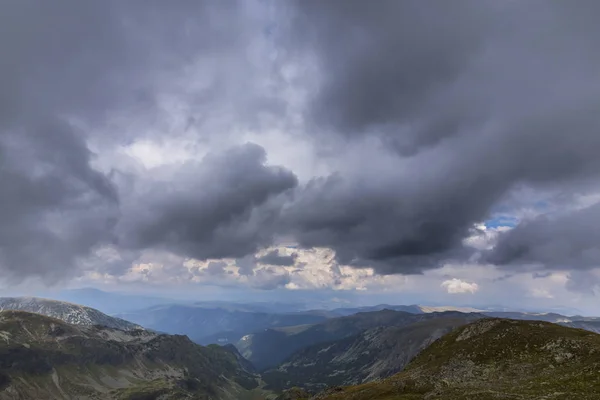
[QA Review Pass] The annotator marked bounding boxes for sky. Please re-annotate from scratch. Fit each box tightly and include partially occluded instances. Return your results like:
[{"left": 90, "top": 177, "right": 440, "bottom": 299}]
[{"left": 2, "top": 0, "right": 600, "bottom": 314}]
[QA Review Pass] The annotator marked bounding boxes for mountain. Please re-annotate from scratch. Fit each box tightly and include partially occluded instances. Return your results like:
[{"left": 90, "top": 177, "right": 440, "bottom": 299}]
[
  {"left": 0, "top": 297, "right": 140, "bottom": 330},
  {"left": 562, "top": 320, "right": 600, "bottom": 334},
  {"left": 481, "top": 311, "right": 600, "bottom": 333},
  {"left": 237, "top": 310, "right": 485, "bottom": 371},
  {"left": 0, "top": 310, "right": 267, "bottom": 400},
  {"left": 56, "top": 288, "right": 313, "bottom": 315},
  {"left": 263, "top": 314, "right": 482, "bottom": 392},
  {"left": 315, "top": 318, "right": 600, "bottom": 399},
  {"left": 483, "top": 311, "right": 578, "bottom": 322},
  {"left": 329, "top": 304, "right": 482, "bottom": 317},
  {"left": 117, "top": 304, "right": 329, "bottom": 345},
  {"left": 53, "top": 288, "right": 179, "bottom": 315}
]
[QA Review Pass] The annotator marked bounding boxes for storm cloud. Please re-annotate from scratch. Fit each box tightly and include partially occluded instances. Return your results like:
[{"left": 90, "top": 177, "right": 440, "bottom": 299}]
[
  {"left": 487, "top": 203, "right": 600, "bottom": 269},
  {"left": 3, "top": 0, "right": 600, "bottom": 285},
  {"left": 0, "top": 0, "right": 281, "bottom": 280},
  {"left": 279, "top": 0, "right": 600, "bottom": 272},
  {"left": 119, "top": 143, "right": 297, "bottom": 260}
]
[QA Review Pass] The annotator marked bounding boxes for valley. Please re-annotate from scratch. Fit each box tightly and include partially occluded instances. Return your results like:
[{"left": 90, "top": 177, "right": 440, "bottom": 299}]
[{"left": 1, "top": 295, "right": 600, "bottom": 399}]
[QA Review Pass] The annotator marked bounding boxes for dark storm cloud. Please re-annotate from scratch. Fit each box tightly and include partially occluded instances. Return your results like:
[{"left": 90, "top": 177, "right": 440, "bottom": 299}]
[
  {"left": 5, "top": 0, "right": 600, "bottom": 285},
  {"left": 486, "top": 204, "right": 600, "bottom": 269},
  {"left": 257, "top": 249, "right": 298, "bottom": 266},
  {"left": 0, "top": 119, "right": 118, "bottom": 283},
  {"left": 280, "top": 0, "right": 600, "bottom": 273},
  {"left": 286, "top": 0, "right": 490, "bottom": 153},
  {"left": 119, "top": 143, "right": 298, "bottom": 260},
  {"left": 0, "top": 0, "right": 275, "bottom": 281}
]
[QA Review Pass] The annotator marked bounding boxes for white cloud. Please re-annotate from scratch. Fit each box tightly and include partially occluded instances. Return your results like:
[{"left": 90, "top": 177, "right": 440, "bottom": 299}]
[{"left": 441, "top": 278, "right": 480, "bottom": 294}]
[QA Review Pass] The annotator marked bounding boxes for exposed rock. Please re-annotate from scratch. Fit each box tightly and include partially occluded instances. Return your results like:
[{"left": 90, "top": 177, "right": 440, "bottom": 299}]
[
  {"left": 0, "top": 297, "right": 140, "bottom": 330},
  {"left": 0, "top": 310, "right": 263, "bottom": 400}
]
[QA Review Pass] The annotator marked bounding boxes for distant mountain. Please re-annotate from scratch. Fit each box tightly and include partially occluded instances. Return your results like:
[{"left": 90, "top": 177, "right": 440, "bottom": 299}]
[
  {"left": 117, "top": 304, "right": 329, "bottom": 345},
  {"left": 54, "top": 288, "right": 181, "bottom": 315},
  {"left": 56, "top": 288, "right": 313, "bottom": 315},
  {"left": 263, "top": 314, "right": 482, "bottom": 392},
  {"left": 315, "top": 318, "right": 600, "bottom": 399},
  {"left": 561, "top": 320, "right": 600, "bottom": 334},
  {"left": 0, "top": 310, "right": 266, "bottom": 400},
  {"left": 482, "top": 311, "right": 600, "bottom": 333},
  {"left": 237, "top": 309, "right": 484, "bottom": 370},
  {"left": 329, "top": 304, "right": 482, "bottom": 317},
  {"left": 483, "top": 311, "right": 578, "bottom": 322},
  {"left": 0, "top": 297, "right": 140, "bottom": 330}
]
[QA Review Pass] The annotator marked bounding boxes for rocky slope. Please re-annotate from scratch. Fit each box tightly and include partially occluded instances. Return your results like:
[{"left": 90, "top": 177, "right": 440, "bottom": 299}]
[
  {"left": 0, "top": 297, "right": 140, "bottom": 330},
  {"left": 0, "top": 310, "right": 267, "bottom": 400},
  {"left": 263, "top": 315, "right": 482, "bottom": 392},
  {"left": 315, "top": 318, "right": 600, "bottom": 399},
  {"left": 238, "top": 310, "right": 485, "bottom": 370}
]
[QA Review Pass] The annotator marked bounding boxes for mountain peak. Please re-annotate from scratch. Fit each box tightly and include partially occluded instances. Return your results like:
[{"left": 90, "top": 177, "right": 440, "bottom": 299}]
[{"left": 0, "top": 296, "right": 141, "bottom": 330}]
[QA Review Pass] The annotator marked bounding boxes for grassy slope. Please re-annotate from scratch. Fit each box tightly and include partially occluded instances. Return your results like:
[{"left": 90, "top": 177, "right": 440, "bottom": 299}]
[
  {"left": 316, "top": 318, "right": 600, "bottom": 400},
  {"left": 0, "top": 310, "right": 267, "bottom": 400},
  {"left": 263, "top": 316, "right": 481, "bottom": 391},
  {"left": 241, "top": 310, "right": 482, "bottom": 371}
]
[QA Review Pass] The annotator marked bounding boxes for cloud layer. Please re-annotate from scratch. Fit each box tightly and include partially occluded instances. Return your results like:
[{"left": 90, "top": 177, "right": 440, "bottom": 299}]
[{"left": 2, "top": 0, "right": 600, "bottom": 299}]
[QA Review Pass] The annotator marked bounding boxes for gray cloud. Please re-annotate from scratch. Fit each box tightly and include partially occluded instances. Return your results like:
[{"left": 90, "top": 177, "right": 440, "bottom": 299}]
[
  {"left": 279, "top": 0, "right": 600, "bottom": 273},
  {"left": 250, "top": 268, "right": 291, "bottom": 290},
  {"left": 119, "top": 143, "right": 298, "bottom": 260},
  {"left": 4, "top": 0, "right": 600, "bottom": 285},
  {"left": 486, "top": 204, "right": 600, "bottom": 269},
  {"left": 257, "top": 250, "right": 298, "bottom": 266},
  {"left": 0, "top": 0, "right": 280, "bottom": 281}
]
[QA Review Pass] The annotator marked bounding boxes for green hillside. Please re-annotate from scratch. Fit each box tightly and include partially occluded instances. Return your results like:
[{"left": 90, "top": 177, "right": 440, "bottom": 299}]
[
  {"left": 0, "top": 310, "right": 269, "bottom": 400},
  {"left": 315, "top": 318, "right": 600, "bottom": 400}
]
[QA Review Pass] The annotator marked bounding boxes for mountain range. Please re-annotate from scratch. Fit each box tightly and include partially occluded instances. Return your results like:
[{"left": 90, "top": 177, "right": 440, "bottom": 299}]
[
  {"left": 0, "top": 310, "right": 267, "bottom": 400},
  {"left": 0, "top": 297, "right": 141, "bottom": 331},
  {"left": 237, "top": 310, "right": 485, "bottom": 371},
  {"left": 3, "top": 294, "right": 600, "bottom": 399},
  {"left": 117, "top": 304, "right": 328, "bottom": 345},
  {"left": 314, "top": 318, "right": 600, "bottom": 399},
  {"left": 262, "top": 314, "right": 482, "bottom": 392}
]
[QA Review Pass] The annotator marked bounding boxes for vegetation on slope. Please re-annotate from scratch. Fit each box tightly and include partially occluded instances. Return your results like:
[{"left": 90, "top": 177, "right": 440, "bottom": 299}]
[
  {"left": 263, "top": 315, "right": 481, "bottom": 391},
  {"left": 239, "top": 310, "right": 484, "bottom": 370},
  {"left": 0, "top": 310, "right": 264, "bottom": 400},
  {"left": 315, "top": 318, "right": 600, "bottom": 400}
]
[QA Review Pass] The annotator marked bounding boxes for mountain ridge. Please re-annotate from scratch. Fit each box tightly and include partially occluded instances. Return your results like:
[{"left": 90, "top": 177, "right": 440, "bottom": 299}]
[
  {"left": 0, "top": 297, "right": 141, "bottom": 331},
  {"left": 237, "top": 310, "right": 487, "bottom": 371},
  {"left": 0, "top": 310, "right": 267, "bottom": 399},
  {"left": 313, "top": 318, "right": 600, "bottom": 399},
  {"left": 263, "top": 314, "right": 483, "bottom": 392}
]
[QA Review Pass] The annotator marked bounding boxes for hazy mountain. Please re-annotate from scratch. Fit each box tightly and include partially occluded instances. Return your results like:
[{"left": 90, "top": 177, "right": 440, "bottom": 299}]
[
  {"left": 481, "top": 311, "right": 600, "bottom": 333},
  {"left": 562, "top": 320, "right": 600, "bottom": 334},
  {"left": 329, "top": 304, "right": 482, "bottom": 317},
  {"left": 53, "top": 288, "right": 182, "bottom": 315},
  {"left": 237, "top": 310, "right": 483, "bottom": 371},
  {"left": 0, "top": 310, "right": 266, "bottom": 400},
  {"left": 0, "top": 297, "right": 141, "bottom": 330},
  {"left": 482, "top": 311, "right": 579, "bottom": 322},
  {"left": 56, "top": 288, "right": 314, "bottom": 315},
  {"left": 117, "top": 304, "right": 329, "bottom": 345},
  {"left": 315, "top": 318, "right": 600, "bottom": 399},
  {"left": 263, "top": 314, "right": 483, "bottom": 392}
]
